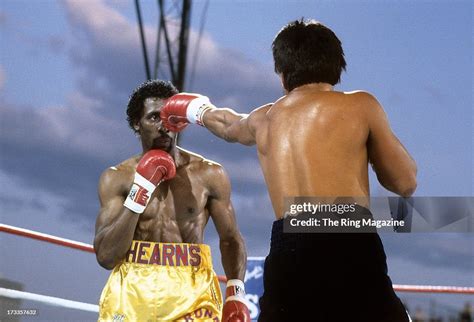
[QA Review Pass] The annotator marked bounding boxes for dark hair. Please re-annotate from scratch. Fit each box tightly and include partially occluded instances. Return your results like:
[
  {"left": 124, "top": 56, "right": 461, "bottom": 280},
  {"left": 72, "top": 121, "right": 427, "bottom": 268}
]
[
  {"left": 272, "top": 19, "right": 346, "bottom": 91},
  {"left": 126, "top": 79, "right": 178, "bottom": 132}
]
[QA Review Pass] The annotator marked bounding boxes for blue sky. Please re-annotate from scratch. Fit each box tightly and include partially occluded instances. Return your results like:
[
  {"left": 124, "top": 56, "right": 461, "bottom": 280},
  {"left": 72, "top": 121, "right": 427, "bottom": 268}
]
[{"left": 0, "top": 0, "right": 472, "bottom": 320}]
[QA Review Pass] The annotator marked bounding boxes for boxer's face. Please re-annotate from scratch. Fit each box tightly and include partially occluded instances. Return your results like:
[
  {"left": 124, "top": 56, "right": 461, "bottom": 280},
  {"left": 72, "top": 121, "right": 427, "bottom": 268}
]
[{"left": 135, "top": 97, "right": 176, "bottom": 152}]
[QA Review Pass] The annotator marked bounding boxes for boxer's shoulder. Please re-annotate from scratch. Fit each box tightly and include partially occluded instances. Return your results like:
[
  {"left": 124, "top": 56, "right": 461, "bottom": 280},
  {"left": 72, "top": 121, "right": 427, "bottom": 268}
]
[
  {"left": 113, "top": 156, "right": 139, "bottom": 175},
  {"left": 177, "top": 147, "right": 228, "bottom": 186},
  {"left": 342, "top": 90, "right": 385, "bottom": 119},
  {"left": 343, "top": 89, "right": 373, "bottom": 96},
  {"left": 343, "top": 90, "right": 379, "bottom": 105},
  {"left": 247, "top": 102, "right": 273, "bottom": 132},
  {"left": 250, "top": 102, "right": 273, "bottom": 117},
  {"left": 99, "top": 156, "right": 138, "bottom": 190},
  {"left": 177, "top": 147, "right": 222, "bottom": 170}
]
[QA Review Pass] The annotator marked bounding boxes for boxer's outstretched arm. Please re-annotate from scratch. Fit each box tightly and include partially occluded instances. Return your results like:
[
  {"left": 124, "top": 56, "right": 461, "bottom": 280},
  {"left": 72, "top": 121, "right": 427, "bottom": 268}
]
[
  {"left": 203, "top": 108, "right": 254, "bottom": 145},
  {"left": 205, "top": 164, "right": 247, "bottom": 280},
  {"left": 94, "top": 169, "right": 139, "bottom": 270},
  {"left": 366, "top": 93, "right": 417, "bottom": 197},
  {"left": 161, "top": 93, "right": 270, "bottom": 145},
  {"left": 203, "top": 104, "right": 270, "bottom": 146}
]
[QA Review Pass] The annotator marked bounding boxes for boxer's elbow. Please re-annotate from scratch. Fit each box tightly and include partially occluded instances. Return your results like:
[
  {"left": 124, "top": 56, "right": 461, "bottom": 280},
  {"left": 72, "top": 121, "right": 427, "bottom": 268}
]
[
  {"left": 384, "top": 173, "right": 417, "bottom": 197},
  {"left": 396, "top": 164, "right": 417, "bottom": 197},
  {"left": 376, "top": 161, "right": 417, "bottom": 197},
  {"left": 397, "top": 175, "right": 417, "bottom": 197},
  {"left": 95, "top": 247, "right": 119, "bottom": 270}
]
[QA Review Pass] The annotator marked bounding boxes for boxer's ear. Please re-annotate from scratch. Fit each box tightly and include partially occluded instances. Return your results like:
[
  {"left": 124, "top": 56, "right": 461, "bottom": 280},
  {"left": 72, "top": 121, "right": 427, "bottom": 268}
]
[{"left": 133, "top": 122, "right": 140, "bottom": 134}]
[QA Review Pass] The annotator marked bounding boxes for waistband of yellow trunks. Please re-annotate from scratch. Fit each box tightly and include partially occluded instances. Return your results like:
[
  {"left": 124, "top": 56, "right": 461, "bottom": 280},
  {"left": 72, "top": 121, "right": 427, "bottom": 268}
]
[{"left": 125, "top": 240, "right": 212, "bottom": 268}]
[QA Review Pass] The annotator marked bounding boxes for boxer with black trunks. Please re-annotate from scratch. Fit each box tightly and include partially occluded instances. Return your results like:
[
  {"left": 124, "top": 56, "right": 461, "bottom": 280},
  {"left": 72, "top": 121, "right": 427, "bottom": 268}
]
[
  {"left": 159, "top": 19, "right": 417, "bottom": 321},
  {"left": 94, "top": 80, "right": 251, "bottom": 321}
]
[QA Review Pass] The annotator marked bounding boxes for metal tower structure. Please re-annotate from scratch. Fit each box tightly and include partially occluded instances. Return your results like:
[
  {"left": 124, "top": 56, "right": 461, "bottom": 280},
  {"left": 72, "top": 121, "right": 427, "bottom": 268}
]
[{"left": 135, "top": 0, "right": 192, "bottom": 92}]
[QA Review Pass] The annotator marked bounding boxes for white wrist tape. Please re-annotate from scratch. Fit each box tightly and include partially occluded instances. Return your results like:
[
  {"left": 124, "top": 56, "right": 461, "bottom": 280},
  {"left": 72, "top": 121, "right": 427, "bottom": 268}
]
[
  {"left": 133, "top": 172, "right": 157, "bottom": 192},
  {"left": 123, "top": 173, "right": 157, "bottom": 214},
  {"left": 225, "top": 279, "right": 245, "bottom": 298},
  {"left": 186, "top": 96, "right": 215, "bottom": 126},
  {"left": 225, "top": 279, "right": 246, "bottom": 303},
  {"left": 227, "top": 279, "right": 245, "bottom": 291}
]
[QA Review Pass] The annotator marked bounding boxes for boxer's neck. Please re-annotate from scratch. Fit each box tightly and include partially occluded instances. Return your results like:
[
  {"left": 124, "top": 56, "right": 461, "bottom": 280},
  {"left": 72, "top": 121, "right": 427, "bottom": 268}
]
[
  {"left": 292, "top": 82, "right": 333, "bottom": 93},
  {"left": 169, "top": 145, "right": 186, "bottom": 168}
]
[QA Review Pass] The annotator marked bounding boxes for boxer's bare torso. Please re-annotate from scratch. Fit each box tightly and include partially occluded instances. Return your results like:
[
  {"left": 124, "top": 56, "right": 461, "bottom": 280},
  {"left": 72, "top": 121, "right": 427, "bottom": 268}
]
[
  {"left": 204, "top": 82, "right": 416, "bottom": 219},
  {"left": 94, "top": 147, "right": 243, "bottom": 270},
  {"left": 98, "top": 149, "right": 220, "bottom": 243}
]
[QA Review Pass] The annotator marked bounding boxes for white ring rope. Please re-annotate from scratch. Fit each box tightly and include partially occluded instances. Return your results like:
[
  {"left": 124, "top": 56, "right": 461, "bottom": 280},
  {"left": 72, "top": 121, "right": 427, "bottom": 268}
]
[{"left": 0, "top": 287, "right": 99, "bottom": 313}]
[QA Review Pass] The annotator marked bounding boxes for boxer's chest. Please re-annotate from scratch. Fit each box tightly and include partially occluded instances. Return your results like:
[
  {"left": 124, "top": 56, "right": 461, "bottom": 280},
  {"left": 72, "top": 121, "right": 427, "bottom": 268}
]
[{"left": 138, "top": 166, "right": 209, "bottom": 222}]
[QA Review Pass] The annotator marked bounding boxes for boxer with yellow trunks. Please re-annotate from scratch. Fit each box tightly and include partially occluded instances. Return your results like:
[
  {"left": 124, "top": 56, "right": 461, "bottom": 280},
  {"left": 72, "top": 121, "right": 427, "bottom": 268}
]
[
  {"left": 94, "top": 80, "right": 251, "bottom": 322},
  {"left": 99, "top": 241, "right": 221, "bottom": 321}
]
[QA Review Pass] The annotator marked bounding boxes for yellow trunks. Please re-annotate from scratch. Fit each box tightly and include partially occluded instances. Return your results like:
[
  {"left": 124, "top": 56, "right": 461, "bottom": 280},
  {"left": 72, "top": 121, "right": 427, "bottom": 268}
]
[{"left": 98, "top": 241, "right": 222, "bottom": 321}]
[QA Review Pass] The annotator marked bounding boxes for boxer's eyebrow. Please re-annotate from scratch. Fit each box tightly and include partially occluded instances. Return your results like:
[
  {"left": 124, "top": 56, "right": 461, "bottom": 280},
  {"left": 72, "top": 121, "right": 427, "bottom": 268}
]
[{"left": 145, "top": 111, "right": 160, "bottom": 118}]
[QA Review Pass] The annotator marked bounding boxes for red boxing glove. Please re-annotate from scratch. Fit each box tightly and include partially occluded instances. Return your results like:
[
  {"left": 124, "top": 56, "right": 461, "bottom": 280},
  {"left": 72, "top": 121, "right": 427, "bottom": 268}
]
[
  {"left": 161, "top": 93, "right": 215, "bottom": 132},
  {"left": 124, "top": 150, "right": 176, "bottom": 214},
  {"left": 222, "top": 279, "right": 251, "bottom": 322}
]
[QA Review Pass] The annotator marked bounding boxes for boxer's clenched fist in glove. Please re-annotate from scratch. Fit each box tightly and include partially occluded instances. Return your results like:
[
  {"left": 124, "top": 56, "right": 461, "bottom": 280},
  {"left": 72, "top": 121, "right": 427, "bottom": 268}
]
[
  {"left": 222, "top": 279, "right": 251, "bottom": 322},
  {"left": 160, "top": 93, "right": 215, "bottom": 132},
  {"left": 124, "top": 149, "right": 176, "bottom": 214}
]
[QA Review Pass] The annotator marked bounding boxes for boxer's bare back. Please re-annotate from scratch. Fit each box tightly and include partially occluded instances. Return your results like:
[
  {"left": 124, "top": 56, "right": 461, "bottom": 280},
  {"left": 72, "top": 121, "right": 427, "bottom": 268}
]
[{"left": 204, "top": 83, "right": 417, "bottom": 218}]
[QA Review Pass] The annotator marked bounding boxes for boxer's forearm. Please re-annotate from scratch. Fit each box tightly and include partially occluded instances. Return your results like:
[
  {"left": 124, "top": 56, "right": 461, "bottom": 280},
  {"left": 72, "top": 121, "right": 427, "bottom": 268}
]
[
  {"left": 378, "top": 168, "right": 417, "bottom": 197},
  {"left": 94, "top": 210, "right": 139, "bottom": 269},
  {"left": 220, "top": 236, "right": 247, "bottom": 280},
  {"left": 203, "top": 108, "right": 249, "bottom": 144},
  {"left": 370, "top": 138, "right": 418, "bottom": 197}
]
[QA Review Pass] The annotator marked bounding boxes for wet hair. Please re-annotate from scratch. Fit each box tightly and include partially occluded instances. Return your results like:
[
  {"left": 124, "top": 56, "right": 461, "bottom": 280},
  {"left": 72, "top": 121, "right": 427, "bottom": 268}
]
[
  {"left": 126, "top": 79, "right": 178, "bottom": 132},
  {"left": 272, "top": 19, "right": 346, "bottom": 91}
]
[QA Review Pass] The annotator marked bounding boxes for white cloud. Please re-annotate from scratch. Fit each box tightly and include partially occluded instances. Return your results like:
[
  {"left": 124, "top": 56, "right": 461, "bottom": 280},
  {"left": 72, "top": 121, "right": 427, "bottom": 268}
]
[
  {"left": 1, "top": 100, "right": 134, "bottom": 162},
  {"left": 61, "top": 0, "right": 279, "bottom": 108},
  {"left": 63, "top": 0, "right": 138, "bottom": 46},
  {"left": 67, "top": 91, "right": 104, "bottom": 110}
]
